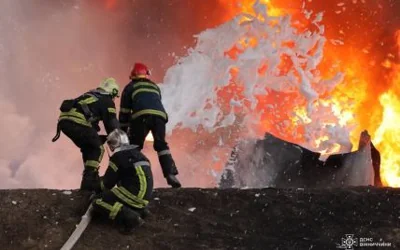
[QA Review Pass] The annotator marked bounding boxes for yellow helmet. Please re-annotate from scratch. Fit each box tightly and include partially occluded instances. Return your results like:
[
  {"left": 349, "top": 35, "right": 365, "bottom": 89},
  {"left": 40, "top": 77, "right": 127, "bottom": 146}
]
[{"left": 99, "top": 77, "right": 120, "bottom": 98}]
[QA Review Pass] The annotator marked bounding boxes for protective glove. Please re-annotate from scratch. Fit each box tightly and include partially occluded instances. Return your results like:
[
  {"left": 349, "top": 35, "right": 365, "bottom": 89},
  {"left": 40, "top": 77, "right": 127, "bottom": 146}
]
[
  {"left": 121, "top": 125, "right": 128, "bottom": 133},
  {"left": 99, "top": 135, "right": 108, "bottom": 144},
  {"left": 92, "top": 176, "right": 104, "bottom": 195}
]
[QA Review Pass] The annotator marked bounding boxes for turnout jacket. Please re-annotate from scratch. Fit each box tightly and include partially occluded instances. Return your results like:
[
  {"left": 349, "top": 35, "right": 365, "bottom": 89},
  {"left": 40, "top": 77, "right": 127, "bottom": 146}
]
[
  {"left": 119, "top": 78, "right": 168, "bottom": 130},
  {"left": 100, "top": 145, "right": 153, "bottom": 209},
  {"left": 58, "top": 88, "right": 119, "bottom": 134}
]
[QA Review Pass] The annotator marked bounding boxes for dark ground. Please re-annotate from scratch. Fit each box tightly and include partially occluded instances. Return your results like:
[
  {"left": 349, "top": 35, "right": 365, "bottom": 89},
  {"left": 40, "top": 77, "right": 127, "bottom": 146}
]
[{"left": 0, "top": 187, "right": 399, "bottom": 250}]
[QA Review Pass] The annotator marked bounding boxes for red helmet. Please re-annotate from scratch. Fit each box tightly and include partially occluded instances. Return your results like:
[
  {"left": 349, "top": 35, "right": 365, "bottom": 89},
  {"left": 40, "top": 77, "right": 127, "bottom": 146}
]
[{"left": 130, "top": 62, "right": 150, "bottom": 79}]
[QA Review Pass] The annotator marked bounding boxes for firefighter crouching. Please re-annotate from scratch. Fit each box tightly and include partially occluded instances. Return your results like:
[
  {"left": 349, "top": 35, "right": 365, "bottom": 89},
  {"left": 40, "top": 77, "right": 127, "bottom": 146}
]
[
  {"left": 92, "top": 129, "right": 153, "bottom": 234},
  {"left": 52, "top": 78, "right": 120, "bottom": 192},
  {"left": 119, "top": 62, "right": 181, "bottom": 188}
]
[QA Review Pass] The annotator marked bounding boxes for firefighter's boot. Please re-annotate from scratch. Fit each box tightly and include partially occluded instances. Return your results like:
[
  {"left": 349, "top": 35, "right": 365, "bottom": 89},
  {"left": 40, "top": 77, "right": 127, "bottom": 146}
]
[
  {"left": 158, "top": 153, "right": 181, "bottom": 188},
  {"left": 140, "top": 208, "right": 152, "bottom": 219},
  {"left": 116, "top": 206, "right": 144, "bottom": 234},
  {"left": 80, "top": 168, "right": 100, "bottom": 192},
  {"left": 166, "top": 174, "right": 181, "bottom": 188}
]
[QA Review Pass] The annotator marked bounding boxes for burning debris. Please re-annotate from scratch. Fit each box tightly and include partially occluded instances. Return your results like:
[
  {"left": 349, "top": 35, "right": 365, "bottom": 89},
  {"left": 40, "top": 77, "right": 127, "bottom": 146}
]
[{"left": 219, "top": 130, "right": 381, "bottom": 189}]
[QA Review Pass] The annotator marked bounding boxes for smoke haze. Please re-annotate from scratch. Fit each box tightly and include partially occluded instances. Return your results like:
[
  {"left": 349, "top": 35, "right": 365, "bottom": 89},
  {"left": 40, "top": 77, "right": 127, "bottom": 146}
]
[{"left": 0, "top": 0, "right": 228, "bottom": 189}]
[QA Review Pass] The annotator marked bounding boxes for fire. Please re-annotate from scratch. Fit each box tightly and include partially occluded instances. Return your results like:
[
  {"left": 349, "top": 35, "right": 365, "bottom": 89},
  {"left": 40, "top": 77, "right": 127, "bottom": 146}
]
[
  {"left": 216, "top": 0, "right": 400, "bottom": 187},
  {"left": 373, "top": 84, "right": 400, "bottom": 186},
  {"left": 219, "top": 0, "right": 282, "bottom": 19},
  {"left": 373, "top": 31, "right": 400, "bottom": 186}
]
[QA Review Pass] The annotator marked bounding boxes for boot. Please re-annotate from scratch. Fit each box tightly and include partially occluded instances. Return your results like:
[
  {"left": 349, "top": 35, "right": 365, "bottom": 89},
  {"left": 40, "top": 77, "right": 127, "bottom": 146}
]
[
  {"left": 80, "top": 168, "right": 100, "bottom": 192},
  {"left": 115, "top": 207, "right": 144, "bottom": 235},
  {"left": 166, "top": 174, "right": 181, "bottom": 188},
  {"left": 159, "top": 154, "right": 181, "bottom": 188},
  {"left": 140, "top": 208, "right": 152, "bottom": 219}
]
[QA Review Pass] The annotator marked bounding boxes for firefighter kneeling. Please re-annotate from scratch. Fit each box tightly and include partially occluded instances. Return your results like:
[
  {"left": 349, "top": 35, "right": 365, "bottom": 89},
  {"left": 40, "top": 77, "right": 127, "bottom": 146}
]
[{"left": 92, "top": 129, "right": 153, "bottom": 234}]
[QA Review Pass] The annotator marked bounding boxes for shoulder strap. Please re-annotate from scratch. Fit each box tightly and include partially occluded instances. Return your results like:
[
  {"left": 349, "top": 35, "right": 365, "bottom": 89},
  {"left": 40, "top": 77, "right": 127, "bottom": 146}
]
[{"left": 77, "top": 92, "right": 100, "bottom": 122}]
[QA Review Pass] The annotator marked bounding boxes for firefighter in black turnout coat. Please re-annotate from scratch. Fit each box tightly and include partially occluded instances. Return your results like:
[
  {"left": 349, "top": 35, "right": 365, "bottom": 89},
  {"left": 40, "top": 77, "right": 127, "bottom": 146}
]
[
  {"left": 52, "top": 78, "right": 120, "bottom": 191},
  {"left": 119, "top": 62, "right": 181, "bottom": 188},
  {"left": 92, "top": 129, "right": 153, "bottom": 234}
]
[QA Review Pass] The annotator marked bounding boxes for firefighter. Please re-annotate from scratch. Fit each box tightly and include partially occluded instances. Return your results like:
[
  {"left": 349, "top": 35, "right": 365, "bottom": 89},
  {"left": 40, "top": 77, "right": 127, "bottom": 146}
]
[
  {"left": 52, "top": 77, "right": 120, "bottom": 192},
  {"left": 119, "top": 62, "right": 181, "bottom": 188},
  {"left": 92, "top": 128, "right": 153, "bottom": 234}
]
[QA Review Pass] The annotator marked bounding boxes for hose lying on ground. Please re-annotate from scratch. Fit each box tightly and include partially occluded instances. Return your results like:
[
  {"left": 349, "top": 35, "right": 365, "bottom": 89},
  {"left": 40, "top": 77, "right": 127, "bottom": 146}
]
[{"left": 60, "top": 203, "right": 93, "bottom": 250}]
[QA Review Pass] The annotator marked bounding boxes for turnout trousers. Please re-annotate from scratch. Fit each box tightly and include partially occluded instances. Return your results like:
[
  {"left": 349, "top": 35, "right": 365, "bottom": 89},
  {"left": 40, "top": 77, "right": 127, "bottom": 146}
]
[
  {"left": 129, "top": 115, "right": 179, "bottom": 177},
  {"left": 92, "top": 166, "right": 153, "bottom": 232},
  {"left": 58, "top": 120, "right": 104, "bottom": 190}
]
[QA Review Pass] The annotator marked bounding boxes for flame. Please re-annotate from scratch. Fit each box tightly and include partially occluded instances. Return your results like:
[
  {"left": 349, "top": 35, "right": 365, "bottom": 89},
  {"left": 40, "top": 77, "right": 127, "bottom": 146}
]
[
  {"left": 220, "top": 0, "right": 282, "bottom": 19},
  {"left": 215, "top": 0, "right": 400, "bottom": 187},
  {"left": 365, "top": 31, "right": 400, "bottom": 187},
  {"left": 373, "top": 72, "right": 400, "bottom": 186}
]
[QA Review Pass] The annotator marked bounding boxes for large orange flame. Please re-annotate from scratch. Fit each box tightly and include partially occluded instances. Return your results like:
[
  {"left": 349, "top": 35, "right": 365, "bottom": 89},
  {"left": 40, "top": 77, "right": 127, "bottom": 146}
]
[
  {"left": 216, "top": 0, "right": 400, "bottom": 187},
  {"left": 221, "top": 0, "right": 282, "bottom": 18},
  {"left": 372, "top": 31, "right": 400, "bottom": 186}
]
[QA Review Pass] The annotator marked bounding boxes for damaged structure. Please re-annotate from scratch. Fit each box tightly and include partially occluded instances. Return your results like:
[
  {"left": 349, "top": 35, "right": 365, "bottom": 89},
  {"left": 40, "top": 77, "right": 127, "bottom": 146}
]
[{"left": 219, "top": 130, "right": 382, "bottom": 189}]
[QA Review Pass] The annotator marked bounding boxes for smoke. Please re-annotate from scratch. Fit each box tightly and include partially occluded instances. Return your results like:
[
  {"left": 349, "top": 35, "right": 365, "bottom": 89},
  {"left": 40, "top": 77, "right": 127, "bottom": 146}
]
[
  {"left": 0, "top": 0, "right": 111, "bottom": 188},
  {"left": 0, "top": 0, "right": 199, "bottom": 189},
  {"left": 0, "top": 0, "right": 239, "bottom": 189}
]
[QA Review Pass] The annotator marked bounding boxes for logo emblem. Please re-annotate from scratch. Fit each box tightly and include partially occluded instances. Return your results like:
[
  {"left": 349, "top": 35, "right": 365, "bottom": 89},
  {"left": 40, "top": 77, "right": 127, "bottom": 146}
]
[{"left": 337, "top": 234, "right": 358, "bottom": 249}]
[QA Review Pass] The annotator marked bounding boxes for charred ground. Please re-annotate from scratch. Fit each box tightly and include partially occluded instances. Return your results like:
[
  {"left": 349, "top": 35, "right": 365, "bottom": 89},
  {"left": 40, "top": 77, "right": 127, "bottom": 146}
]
[{"left": 1, "top": 187, "right": 399, "bottom": 250}]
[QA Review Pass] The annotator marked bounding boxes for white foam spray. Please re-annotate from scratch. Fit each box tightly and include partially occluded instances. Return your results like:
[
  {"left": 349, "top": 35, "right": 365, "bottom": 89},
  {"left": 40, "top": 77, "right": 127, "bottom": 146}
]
[{"left": 161, "top": 1, "right": 353, "bottom": 182}]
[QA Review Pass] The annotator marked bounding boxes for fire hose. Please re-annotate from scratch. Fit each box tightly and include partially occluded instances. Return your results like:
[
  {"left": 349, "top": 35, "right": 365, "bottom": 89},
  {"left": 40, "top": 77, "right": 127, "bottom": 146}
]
[
  {"left": 60, "top": 143, "right": 111, "bottom": 250},
  {"left": 60, "top": 203, "right": 94, "bottom": 250}
]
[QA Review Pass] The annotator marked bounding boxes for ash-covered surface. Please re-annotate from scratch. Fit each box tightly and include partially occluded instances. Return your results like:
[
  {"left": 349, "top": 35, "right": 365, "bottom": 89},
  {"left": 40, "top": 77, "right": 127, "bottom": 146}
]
[{"left": 0, "top": 187, "right": 399, "bottom": 250}]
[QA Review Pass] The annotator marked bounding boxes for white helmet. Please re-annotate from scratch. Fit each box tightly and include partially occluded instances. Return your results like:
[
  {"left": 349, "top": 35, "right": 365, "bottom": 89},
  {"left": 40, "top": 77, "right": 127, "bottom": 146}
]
[
  {"left": 99, "top": 77, "right": 120, "bottom": 98},
  {"left": 107, "top": 129, "right": 130, "bottom": 151}
]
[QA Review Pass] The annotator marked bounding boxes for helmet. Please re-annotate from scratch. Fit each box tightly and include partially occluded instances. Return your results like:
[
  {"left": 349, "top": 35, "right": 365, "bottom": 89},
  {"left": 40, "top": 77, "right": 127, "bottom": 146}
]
[
  {"left": 99, "top": 77, "right": 120, "bottom": 98},
  {"left": 130, "top": 62, "right": 150, "bottom": 79},
  {"left": 107, "top": 129, "right": 130, "bottom": 151}
]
